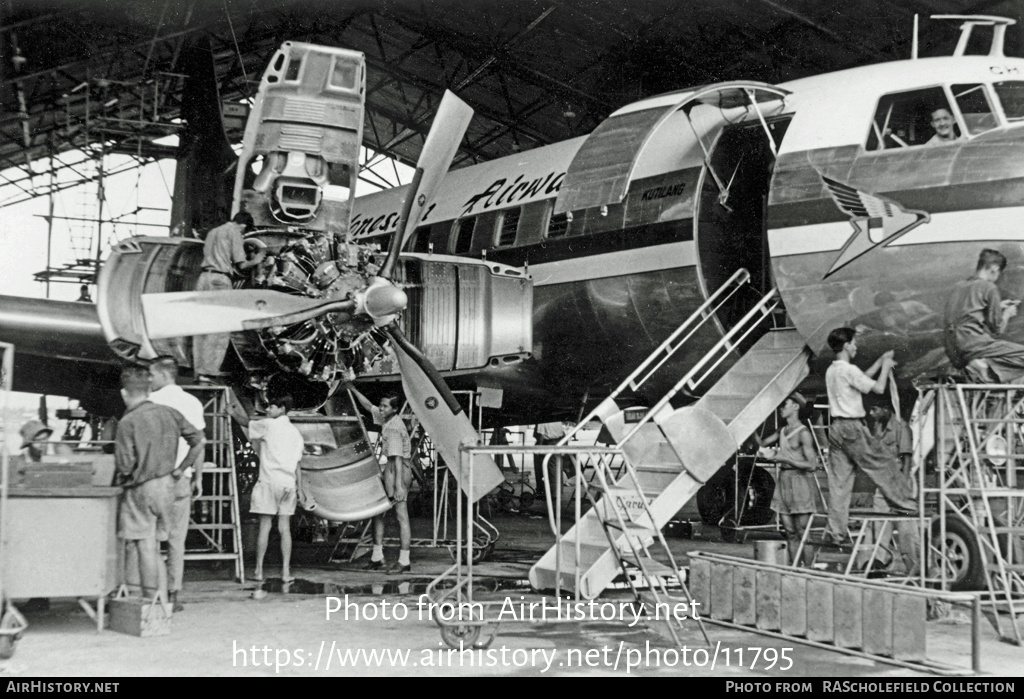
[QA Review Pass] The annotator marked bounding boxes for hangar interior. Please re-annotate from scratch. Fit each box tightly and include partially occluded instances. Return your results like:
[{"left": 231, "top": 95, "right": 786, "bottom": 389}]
[
  {"left": 0, "top": 0, "right": 1023, "bottom": 678},
  {"left": 0, "top": 0, "right": 1016, "bottom": 281}
]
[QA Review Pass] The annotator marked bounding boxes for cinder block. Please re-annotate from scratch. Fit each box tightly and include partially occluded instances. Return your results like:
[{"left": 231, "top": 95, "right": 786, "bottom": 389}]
[
  {"left": 893, "top": 594, "right": 927, "bottom": 662},
  {"left": 690, "top": 557, "right": 711, "bottom": 614},
  {"left": 806, "top": 579, "right": 834, "bottom": 642},
  {"left": 834, "top": 586, "right": 863, "bottom": 649},
  {"left": 733, "top": 566, "right": 756, "bottom": 626},
  {"left": 780, "top": 574, "right": 807, "bottom": 637},
  {"left": 862, "top": 589, "right": 894, "bottom": 656},
  {"left": 711, "top": 562, "right": 733, "bottom": 620},
  {"left": 755, "top": 569, "right": 781, "bottom": 630}
]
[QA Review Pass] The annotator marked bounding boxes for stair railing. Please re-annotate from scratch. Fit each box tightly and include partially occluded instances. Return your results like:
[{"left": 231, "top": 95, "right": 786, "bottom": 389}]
[
  {"left": 556, "top": 267, "right": 754, "bottom": 449},
  {"left": 617, "top": 287, "right": 780, "bottom": 447},
  {"left": 539, "top": 268, "right": 756, "bottom": 532}
]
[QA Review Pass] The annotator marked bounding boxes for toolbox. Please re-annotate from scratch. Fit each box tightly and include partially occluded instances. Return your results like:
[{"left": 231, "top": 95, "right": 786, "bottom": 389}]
[{"left": 107, "top": 592, "right": 173, "bottom": 637}]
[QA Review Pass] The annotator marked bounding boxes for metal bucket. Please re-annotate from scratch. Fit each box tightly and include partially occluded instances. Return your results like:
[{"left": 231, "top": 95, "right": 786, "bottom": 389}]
[{"left": 753, "top": 539, "right": 788, "bottom": 565}]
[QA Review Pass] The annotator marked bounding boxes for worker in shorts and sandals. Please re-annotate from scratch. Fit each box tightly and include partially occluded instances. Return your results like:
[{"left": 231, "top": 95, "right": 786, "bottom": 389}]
[
  {"left": 248, "top": 395, "right": 304, "bottom": 583},
  {"left": 115, "top": 366, "right": 205, "bottom": 600},
  {"left": 346, "top": 376, "right": 413, "bottom": 574}
]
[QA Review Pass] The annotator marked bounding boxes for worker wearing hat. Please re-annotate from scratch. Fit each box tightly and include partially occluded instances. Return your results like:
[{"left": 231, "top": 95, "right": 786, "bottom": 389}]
[{"left": 19, "top": 420, "right": 53, "bottom": 462}]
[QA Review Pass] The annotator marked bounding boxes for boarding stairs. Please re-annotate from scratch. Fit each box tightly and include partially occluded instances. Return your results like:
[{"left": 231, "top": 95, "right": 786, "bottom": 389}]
[{"left": 528, "top": 269, "right": 811, "bottom": 600}]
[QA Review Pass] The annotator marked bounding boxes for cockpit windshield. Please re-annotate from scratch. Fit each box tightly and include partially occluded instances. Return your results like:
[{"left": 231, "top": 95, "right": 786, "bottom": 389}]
[
  {"left": 994, "top": 81, "right": 1024, "bottom": 121},
  {"left": 951, "top": 83, "right": 998, "bottom": 135},
  {"left": 866, "top": 82, "right": 1011, "bottom": 150}
]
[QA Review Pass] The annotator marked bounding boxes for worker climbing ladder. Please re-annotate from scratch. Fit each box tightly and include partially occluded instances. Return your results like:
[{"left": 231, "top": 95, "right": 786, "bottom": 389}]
[
  {"left": 929, "top": 381, "right": 1024, "bottom": 644},
  {"left": 182, "top": 386, "right": 245, "bottom": 584}
]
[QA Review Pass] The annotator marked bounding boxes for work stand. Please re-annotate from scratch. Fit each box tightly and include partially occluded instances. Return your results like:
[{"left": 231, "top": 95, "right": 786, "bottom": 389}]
[
  {"left": 425, "top": 443, "right": 708, "bottom": 651},
  {"left": 181, "top": 386, "right": 245, "bottom": 584},
  {"left": 925, "top": 381, "right": 1024, "bottom": 644}
]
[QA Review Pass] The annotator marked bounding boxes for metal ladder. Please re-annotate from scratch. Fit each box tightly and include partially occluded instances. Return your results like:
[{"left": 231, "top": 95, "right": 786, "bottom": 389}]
[
  {"left": 183, "top": 386, "right": 245, "bottom": 584},
  {"left": 582, "top": 452, "right": 710, "bottom": 647},
  {"left": 934, "top": 382, "right": 1024, "bottom": 644}
]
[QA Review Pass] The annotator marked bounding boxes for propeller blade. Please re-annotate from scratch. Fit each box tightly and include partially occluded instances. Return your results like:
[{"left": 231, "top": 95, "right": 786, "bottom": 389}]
[
  {"left": 379, "top": 91, "right": 473, "bottom": 279},
  {"left": 141, "top": 290, "right": 355, "bottom": 339},
  {"left": 382, "top": 325, "right": 504, "bottom": 503}
]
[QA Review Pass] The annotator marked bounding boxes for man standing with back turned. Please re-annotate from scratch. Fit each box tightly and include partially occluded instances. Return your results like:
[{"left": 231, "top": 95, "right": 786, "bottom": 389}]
[
  {"left": 148, "top": 356, "right": 206, "bottom": 612},
  {"left": 192, "top": 211, "right": 265, "bottom": 382},
  {"left": 824, "top": 327, "right": 917, "bottom": 545}
]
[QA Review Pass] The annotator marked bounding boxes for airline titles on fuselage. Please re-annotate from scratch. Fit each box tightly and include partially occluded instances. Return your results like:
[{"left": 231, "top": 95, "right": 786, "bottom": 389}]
[
  {"left": 351, "top": 169, "right": 568, "bottom": 239},
  {"left": 461, "top": 171, "right": 566, "bottom": 215}
]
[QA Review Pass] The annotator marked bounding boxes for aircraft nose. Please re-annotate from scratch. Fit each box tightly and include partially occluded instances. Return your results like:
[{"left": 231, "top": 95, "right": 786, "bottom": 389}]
[{"left": 363, "top": 283, "right": 408, "bottom": 318}]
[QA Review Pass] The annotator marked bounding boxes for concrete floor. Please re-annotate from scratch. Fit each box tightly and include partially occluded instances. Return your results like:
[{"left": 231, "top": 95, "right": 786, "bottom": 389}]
[{"left": 1, "top": 505, "right": 1022, "bottom": 677}]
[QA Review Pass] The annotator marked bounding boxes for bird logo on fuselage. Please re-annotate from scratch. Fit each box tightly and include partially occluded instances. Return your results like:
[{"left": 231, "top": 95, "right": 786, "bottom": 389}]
[{"left": 821, "top": 176, "right": 930, "bottom": 279}]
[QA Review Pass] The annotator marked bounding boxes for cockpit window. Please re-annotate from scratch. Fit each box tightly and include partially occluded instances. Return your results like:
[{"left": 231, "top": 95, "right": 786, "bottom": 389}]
[
  {"left": 866, "top": 87, "right": 956, "bottom": 150},
  {"left": 995, "top": 81, "right": 1024, "bottom": 121},
  {"left": 951, "top": 84, "right": 998, "bottom": 135}
]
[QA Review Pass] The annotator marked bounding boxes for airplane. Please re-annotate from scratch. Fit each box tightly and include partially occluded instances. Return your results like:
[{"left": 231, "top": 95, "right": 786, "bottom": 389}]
[{"left": 1, "top": 15, "right": 1022, "bottom": 588}]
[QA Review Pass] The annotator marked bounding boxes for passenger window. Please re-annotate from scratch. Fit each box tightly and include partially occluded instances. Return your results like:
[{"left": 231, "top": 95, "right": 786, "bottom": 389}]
[
  {"left": 866, "top": 87, "right": 954, "bottom": 150},
  {"left": 452, "top": 217, "right": 476, "bottom": 254},
  {"left": 952, "top": 83, "right": 998, "bottom": 135},
  {"left": 995, "top": 81, "right": 1024, "bottom": 121},
  {"left": 285, "top": 58, "right": 302, "bottom": 82},
  {"left": 547, "top": 212, "right": 570, "bottom": 238},
  {"left": 411, "top": 226, "right": 431, "bottom": 253},
  {"left": 495, "top": 208, "right": 521, "bottom": 247}
]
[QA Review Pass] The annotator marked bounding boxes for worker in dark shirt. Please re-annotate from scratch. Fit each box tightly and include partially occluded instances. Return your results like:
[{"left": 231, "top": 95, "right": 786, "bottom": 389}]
[
  {"left": 944, "top": 248, "right": 1024, "bottom": 382},
  {"left": 115, "top": 366, "right": 205, "bottom": 599}
]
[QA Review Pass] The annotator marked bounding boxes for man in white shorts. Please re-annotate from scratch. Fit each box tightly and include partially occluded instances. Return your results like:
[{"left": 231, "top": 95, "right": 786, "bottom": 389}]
[
  {"left": 248, "top": 395, "right": 304, "bottom": 582},
  {"left": 147, "top": 356, "right": 206, "bottom": 611}
]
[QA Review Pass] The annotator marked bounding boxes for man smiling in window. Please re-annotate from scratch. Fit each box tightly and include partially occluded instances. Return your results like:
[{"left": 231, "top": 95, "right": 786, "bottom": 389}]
[{"left": 926, "top": 107, "right": 961, "bottom": 145}]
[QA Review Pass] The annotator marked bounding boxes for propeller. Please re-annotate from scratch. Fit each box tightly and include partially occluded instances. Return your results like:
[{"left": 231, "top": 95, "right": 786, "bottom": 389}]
[
  {"left": 382, "top": 324, "right": 505, "bottom": 501},
  {"left": 370, "top": 90, "right": 504, "bottom": 502},
  {"left": 141, "top": 289, "right": 358, "bottom": 338},
  {"left": 378, "top": 90, "right": 474, "bottom": 280}
]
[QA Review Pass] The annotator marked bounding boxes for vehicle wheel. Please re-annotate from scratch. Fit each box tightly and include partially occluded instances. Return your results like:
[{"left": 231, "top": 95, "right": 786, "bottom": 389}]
[
  {"left": 696, "top": 477, "right": 731, "bottom": 525},
  {"left": 495, "top": 486, "right": 514, "bottom": 510},
  {"left": 469, "top": 536, "right": 492, "bottom": 564},
  {"left": 746, "top": 467, "right": 776, "bottom": 514},
  {"left": 932, "top": 516, "right": 984, "bottom": 591},
  {"left": 447, "top": 536, "right": 492, "bottom": 564},
  {"left": 719, "top": 514, "right": 745, "bottom": 544},
  {"left": 439, "top": 620, "right": 481, "bottom": 649},
  {"left": 436, "top": 594, "right": 484, "bottom": 648}
]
